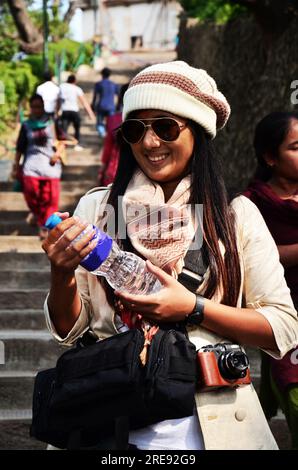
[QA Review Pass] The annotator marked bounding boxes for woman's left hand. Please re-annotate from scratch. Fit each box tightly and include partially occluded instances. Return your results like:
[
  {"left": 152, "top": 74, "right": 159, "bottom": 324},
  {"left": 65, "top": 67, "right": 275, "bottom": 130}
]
[{"left": 115, "top": 260, "right": 196, "bottom": 323}]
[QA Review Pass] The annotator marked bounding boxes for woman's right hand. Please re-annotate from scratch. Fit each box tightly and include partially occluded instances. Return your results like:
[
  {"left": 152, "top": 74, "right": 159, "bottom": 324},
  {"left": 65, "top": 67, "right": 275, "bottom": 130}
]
[{"left": 41, "top": 212, "right": 98, "bottom": 274}]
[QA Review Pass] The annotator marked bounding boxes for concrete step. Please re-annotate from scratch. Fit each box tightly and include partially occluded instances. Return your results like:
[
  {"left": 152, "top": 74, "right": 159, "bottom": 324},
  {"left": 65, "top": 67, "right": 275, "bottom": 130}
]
[
  {"left": 0, "top": 210, "right": 29, "bottom": 222},
  {"left": 0, "top": 289, "right": 48, "bottom": 309},
  {"left": 0, "top": 414, "right": 46, "bottom": 450},
  {"left": 0, "top": 221, "right": 38, "bottom": 236},
  {"left": 65, "top": 146, "right": 100, "bottom": 158},
  {"left": 0, "top": 309, "right": 47, "bottom": 330},
  {"left": 66, "top": 149, "right": 101, "bottom": 164},
  {"left": 0, "top": 236, "right": 43, "bottom": 253},
  {"left": 0, "top": 192, "right": 82, "bottom": 212},
  {"left": 0, "top": 209, "right": 69, "bottom": 222},
  {"left": 0, "top": 180, "right": 96, "bottom": 193},
  {"left": 0, "top": 329, "right": 63, "bottom": 371},
  {"left": 61, "top": 164, "right": 100, "bottom": 181},
  {"left": 269, "top": 415, "right": 291, "bottom": 450},
  {"left": 0, "top": 372, "right": 36, "bottom": 409},
  {"left": 0, "top": 270, "right": 50, "bottom": 289},
  {"left": 0, "top": 252, "right": 48, "bottom": 269}
]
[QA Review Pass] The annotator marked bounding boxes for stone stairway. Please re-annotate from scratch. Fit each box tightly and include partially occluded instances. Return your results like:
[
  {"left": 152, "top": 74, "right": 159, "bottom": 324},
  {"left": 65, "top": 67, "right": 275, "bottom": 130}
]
[
  {"left": 0, "top": 252, "right": 60, "bottom": 449},
  {"left": 0, "top": 116, "right": 101, "bottom": 449}
]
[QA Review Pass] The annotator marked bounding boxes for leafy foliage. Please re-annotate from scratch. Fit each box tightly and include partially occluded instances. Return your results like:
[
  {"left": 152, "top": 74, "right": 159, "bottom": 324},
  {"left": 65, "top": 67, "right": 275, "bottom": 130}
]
[
  {"left": 0, "top": 61, "right": 37, "bottom": 132},
  {"left": 1, "top": 1, "right": 72, "bottom": 61},
  {"left": 180, "top": 0, "right": 247, "bottom": 23},
  {"left": 0, "top": 4, "right": 18, "bottom": 61},
  {"left": 0, "top": 1, "right": 93, "bottom": 132},
  {"left": 24, "top": 39, "right": 93, "bottom": 79},
  {"left": 29, "top": 6, "right": 69, "bottom": 42},
  {"left": 0, "top": 36, "right": 18, "bottom": 62}
]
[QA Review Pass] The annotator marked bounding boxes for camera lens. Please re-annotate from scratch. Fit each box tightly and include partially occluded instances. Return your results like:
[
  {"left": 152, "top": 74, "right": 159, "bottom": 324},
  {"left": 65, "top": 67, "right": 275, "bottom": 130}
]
[{"left": 218, "top": 350, "right": 249, "bottom": 380}]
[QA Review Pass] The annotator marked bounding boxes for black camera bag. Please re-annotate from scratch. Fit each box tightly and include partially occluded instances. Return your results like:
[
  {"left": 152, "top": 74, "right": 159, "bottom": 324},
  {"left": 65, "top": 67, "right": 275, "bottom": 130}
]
[{"left": 30, "top": 326, "right": 197, "bottom": 449}]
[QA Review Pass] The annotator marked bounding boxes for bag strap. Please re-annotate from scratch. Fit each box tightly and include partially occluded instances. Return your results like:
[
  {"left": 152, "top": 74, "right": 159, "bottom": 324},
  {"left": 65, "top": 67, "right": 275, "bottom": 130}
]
[
  {"left": 178, "top": 248, "right": 207, "bottom": 293},
  {"left": 77, "top": 329, "right": 98, "bottom": 348},
  {"left": 85, "top": 185, "right": 112, "bottom": 196}
]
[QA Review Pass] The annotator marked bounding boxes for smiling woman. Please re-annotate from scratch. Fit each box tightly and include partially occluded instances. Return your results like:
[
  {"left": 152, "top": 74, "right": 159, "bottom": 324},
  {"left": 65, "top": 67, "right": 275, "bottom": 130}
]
[
  {"left": 124, "top": 110, "right": 194, "bottom": 202},
  {"left": 42, "top": 61, "right": 298, "bottom": 450}
]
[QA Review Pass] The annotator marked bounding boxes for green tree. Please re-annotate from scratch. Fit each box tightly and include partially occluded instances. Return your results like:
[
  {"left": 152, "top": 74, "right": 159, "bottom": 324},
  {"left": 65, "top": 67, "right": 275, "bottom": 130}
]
[
  {"left": 0, "top": 61, "right": 38, "bottom": 133},
  {"left": 180, "top": 0, "right": 246, "bottom": 23},
  {"left": 232, "top": 0, "right": 298, "bottom": 38},
  {"left": 180, "top": 0, "right": 298, "bottom": 37},
  {"left": 2, "top": 1, "right": 80, "bottom": 57},
  {"left": 0, "top": 4, "right": 19, "bottom": 61},
  {"left": 6, "top": 0, "right": 43, "bottom": 53}
]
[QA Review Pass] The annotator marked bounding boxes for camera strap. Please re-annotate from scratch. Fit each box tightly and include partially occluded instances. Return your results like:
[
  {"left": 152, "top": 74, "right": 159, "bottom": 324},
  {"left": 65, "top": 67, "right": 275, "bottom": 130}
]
[{"left": 178, "top": 248, "right": 207, "bottom": 293}]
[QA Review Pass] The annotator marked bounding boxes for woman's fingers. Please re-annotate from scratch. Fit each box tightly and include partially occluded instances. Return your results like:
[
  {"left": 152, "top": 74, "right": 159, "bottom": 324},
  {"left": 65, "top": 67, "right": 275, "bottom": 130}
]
[
  {"left": 53, "top": 237, "right": 98, "bottom": 271},
  {"left": 114, "top": 290, "right": 158, "bottom": 316},
  {"left": 77, "top": 237, "right": 98, "bottom": 259},
  {"left": 43, "top": 215, "right": 79, "bottom": 248},
  {"left": 115, "top": 260, "right": 195, "bottom": 322},
  {"left": 53, "top": 215, "right": 84, "bottom": 239},
  {"left": 114, "top": 290, "right": 149, "bottom": 304},
  {"left": 114, "top": 261, "right": 169, "bottom": 306},
  {"left": 42, "top": 215, "right": 97, "bottom": 271}
]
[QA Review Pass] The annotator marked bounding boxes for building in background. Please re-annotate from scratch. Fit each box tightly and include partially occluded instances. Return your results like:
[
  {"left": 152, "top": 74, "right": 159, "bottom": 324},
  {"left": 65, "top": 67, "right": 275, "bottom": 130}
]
[{"left": 74, "top": 0, "right": 181, "bottom": 50}]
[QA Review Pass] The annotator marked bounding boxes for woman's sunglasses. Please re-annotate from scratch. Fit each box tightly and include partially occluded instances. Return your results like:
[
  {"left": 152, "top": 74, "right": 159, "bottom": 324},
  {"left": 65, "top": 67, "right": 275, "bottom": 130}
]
[{"left": 118, "top": 117, "right": 187, "bottom": 144}]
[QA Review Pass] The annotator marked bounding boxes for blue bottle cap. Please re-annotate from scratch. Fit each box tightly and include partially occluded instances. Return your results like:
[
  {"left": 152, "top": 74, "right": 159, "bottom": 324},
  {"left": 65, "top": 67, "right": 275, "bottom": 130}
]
[
  {"left": 45, "top": 213, "right": 63, "bottom": 230},
  {"left": 80, "top": 231, "right": 113, "bottom": 271}
]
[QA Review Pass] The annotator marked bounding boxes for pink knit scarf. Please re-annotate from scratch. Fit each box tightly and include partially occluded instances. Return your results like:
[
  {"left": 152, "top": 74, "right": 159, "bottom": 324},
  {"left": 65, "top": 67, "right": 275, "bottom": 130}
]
[{"left": 122, "top": 169, "right": 196, "bottom": 277}]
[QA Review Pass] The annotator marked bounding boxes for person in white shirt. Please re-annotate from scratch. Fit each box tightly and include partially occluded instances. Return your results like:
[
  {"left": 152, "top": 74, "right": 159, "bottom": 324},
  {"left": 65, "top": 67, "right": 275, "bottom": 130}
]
[
  {"left": 36, "top": 71, "right": 60, "bottom": 118},
  {"left": 59, "top": 74, "right": 95, "bottom": 151}
]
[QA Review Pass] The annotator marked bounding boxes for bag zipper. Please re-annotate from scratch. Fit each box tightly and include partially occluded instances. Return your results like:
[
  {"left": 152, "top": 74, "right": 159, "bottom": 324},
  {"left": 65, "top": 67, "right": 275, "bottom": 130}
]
[{"left": 149, "top": 329, "right": 173, "bottom": 378}]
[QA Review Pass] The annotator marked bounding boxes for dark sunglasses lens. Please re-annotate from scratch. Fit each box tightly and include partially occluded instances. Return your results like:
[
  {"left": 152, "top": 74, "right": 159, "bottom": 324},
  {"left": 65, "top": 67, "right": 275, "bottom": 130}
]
[
  {"left": 152, "top": 118, "right": 180, "bottom": 141},
  {"left": 121, "top": 120, "right": 145, "bottom": 143}
]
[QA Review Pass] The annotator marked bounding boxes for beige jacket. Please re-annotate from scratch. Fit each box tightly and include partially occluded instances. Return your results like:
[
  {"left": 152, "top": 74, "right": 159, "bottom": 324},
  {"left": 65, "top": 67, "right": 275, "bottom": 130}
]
[{"left": 45, "top": 189, "right": 298, "bottom": 450}]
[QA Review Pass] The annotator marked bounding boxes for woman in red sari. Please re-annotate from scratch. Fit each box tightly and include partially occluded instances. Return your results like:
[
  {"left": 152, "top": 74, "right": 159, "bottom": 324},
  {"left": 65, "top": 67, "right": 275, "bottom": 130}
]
[{"left": 244, "top": 111, "right": 298, "bottom": 449}]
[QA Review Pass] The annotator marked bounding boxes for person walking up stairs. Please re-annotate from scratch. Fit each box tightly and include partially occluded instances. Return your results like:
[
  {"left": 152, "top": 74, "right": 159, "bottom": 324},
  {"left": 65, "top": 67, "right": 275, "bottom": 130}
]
[{"left": 0, "top": 83, "right": 101, "bottom": 448}]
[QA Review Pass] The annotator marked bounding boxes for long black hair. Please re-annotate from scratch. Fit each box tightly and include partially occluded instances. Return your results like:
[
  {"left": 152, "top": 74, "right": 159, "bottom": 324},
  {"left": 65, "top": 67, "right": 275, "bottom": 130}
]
[
  {"left": 253, "top": 111, "right": 298, "bottom": 181},
  {"left": 101, "top": 120, "right": 241, "bottom": 307}
]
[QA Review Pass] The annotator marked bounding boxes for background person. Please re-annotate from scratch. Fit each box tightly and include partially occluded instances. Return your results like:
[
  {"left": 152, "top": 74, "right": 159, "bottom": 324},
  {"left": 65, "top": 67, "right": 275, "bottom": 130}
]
[
  {"left": 59, "top": 74, "right": 95, "bottom": 151},
  {"left": 36, "top": 71, "right": 60, "bottom": 119},
  {"left": 12, "top": 94, "right": 63, "bottom": 240},
  {"left": 244, "top": 111, "right": 298, "bottom": 449},
  {"left": 42, "top": 62, "right": 297, "bottom": 450},
  {"left": 92, "top": 67, "right": 120, "bottom": 138},
  {"left": 98, "top": 82, "right": 129, "bottom": 186}
]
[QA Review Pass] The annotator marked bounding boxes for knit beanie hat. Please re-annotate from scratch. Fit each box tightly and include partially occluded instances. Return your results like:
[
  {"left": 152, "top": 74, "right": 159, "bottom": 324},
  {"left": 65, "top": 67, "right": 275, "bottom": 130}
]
[{"left": 122, "top": 61, "right": 230, "bottom": 138}]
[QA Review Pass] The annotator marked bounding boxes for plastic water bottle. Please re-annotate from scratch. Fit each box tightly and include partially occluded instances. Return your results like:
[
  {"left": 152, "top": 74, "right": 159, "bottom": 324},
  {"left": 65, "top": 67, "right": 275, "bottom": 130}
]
[{"left": 45, "top": 214, "right": 162, "bottom": 295}]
